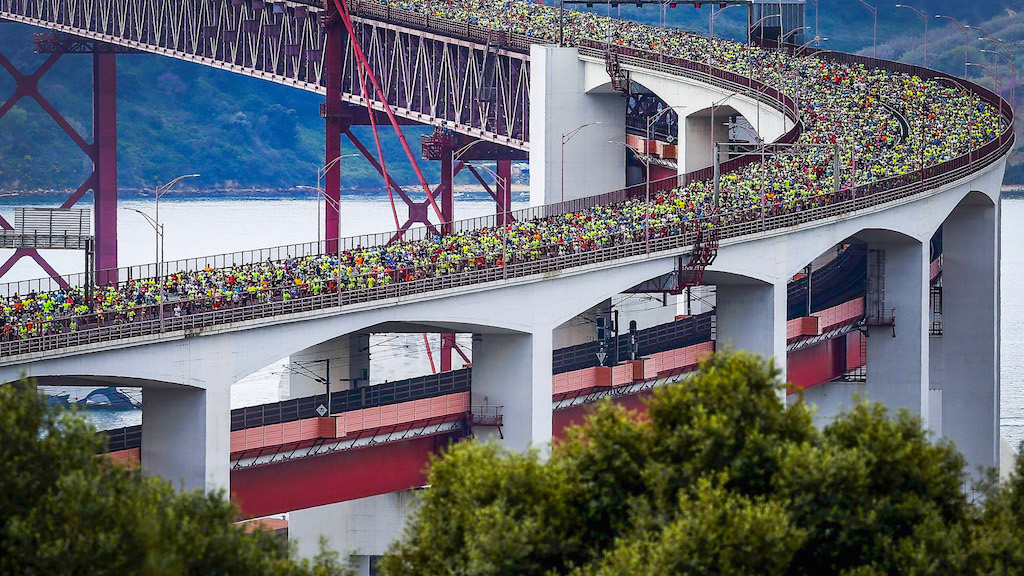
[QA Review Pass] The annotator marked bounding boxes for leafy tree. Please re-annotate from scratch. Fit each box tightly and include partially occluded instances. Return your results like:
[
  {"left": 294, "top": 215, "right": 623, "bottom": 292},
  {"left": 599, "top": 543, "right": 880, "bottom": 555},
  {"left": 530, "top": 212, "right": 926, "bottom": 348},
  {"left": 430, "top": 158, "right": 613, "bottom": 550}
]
[
  {"left": 0, "top": 382, "right": 348, "bottom": 576},
  {"left": 381, "top": 350, "right": 1024, "bottom": 575}
]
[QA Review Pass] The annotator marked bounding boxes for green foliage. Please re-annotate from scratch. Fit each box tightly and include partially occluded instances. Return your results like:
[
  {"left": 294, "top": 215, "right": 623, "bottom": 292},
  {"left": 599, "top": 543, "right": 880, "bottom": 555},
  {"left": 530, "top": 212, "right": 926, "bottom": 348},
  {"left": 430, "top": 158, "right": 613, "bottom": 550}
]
[
  {"left": 382, "top": 350, "right": 1024, "bottom": 576},
  {"left": 0, "top": 382, "right": 350, "bottom": 575}
]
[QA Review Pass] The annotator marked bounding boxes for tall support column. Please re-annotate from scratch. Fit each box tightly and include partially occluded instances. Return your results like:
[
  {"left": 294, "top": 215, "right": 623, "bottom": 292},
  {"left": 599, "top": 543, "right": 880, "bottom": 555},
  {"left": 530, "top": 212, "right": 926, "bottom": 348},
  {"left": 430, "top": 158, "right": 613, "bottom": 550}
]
[
  {"left": 715, "top": 280, "right": 787, "bottom": 395},
  {"left": 496, "top": 160, "right": 513, "bottom": 225},
  {"left": 141, "top": 383, "right": 231, "bottom": 492},
  {"left": 92, "top": 50, "right": 118, "bottom": 284},
  {"left": 439, "top": 147, "right": 454, "bottom": 234},
  {"left": 324, "top": 6, "right": 344, "bottom": 253},
  {"left": 930, "top": 196, "right": 998, "bottom": 474},
  {"left": 866, "top": 239, "right": 929, "bottom": 422},
  {"left": 471, "top": 330, "right": 553, "bottom": 450},
  {"left": 530, "top": 45, "right": 625, "bottom": 206}
]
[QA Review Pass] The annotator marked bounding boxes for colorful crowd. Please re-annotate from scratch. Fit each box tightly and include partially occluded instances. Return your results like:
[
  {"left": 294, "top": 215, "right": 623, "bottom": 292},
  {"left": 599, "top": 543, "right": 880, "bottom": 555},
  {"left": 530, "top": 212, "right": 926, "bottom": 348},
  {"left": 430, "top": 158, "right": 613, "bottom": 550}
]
[{"left": 0, "top": 0, "right": 1008, "bottom": 343}]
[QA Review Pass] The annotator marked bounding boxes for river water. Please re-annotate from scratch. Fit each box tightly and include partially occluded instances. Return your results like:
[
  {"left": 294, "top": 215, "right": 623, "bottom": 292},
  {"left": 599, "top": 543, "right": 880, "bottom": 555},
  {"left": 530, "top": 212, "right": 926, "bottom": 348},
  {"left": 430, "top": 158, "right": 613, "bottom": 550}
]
[{"left": 3, "top": 193, "right": 1023, "bottom": 449}]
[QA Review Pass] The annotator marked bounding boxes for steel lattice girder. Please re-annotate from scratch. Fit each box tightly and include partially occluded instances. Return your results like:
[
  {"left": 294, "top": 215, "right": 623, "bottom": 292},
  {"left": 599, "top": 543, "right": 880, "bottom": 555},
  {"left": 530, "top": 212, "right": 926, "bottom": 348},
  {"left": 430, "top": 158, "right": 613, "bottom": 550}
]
[{"left": 0, "top": 0, "right": 531, "bottom": 149}]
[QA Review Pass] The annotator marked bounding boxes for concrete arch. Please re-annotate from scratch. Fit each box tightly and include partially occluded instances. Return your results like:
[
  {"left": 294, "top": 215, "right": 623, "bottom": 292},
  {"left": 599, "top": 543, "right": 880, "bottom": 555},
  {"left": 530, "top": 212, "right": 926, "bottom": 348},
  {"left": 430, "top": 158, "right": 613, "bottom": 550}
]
[{"left": 583, "top": 59, "right": 789, "bottom": 175}]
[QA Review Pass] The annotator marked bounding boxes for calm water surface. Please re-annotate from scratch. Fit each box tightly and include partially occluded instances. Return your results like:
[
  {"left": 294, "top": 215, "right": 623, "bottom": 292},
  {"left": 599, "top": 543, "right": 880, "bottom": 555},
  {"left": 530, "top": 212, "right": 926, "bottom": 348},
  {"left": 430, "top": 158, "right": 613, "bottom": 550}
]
[{"left": 3, "top": 194, "right": 1023, "bottom": 448}]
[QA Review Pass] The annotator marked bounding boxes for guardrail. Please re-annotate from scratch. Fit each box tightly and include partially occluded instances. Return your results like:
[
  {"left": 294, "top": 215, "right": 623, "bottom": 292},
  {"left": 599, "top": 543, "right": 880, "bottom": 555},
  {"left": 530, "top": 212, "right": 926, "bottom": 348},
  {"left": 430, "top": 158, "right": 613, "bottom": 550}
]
[{"left": 0, "top": 7, "right": 1013, "bottom": 359}]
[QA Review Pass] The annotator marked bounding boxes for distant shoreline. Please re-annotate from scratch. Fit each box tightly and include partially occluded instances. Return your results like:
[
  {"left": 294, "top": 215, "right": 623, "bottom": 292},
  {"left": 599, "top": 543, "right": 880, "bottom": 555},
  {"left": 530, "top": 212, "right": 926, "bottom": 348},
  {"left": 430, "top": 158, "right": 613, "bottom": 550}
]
[{"left": 0, "top": 183, "right": 531, "bottom": 203}]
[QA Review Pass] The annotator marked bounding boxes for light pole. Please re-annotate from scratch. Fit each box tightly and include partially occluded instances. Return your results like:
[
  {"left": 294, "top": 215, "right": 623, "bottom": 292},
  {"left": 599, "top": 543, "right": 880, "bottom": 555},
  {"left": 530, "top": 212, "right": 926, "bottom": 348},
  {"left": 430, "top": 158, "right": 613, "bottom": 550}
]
[
  {"left": 853, "top": 0, "right": 877, "bottom": 59},
  {"left": 313, "top": 153, "right": 359, "bottom": 246},
  {"left": 780, "top": 26, "right": 811, "bottom": 50},
  {"left": 561, "top": 121, "right": 602, "bottom": 204},
  {"left": 796, "top": 35, "right": 827, "bottom": 52},
  {"left": 967, "top": 62, "right": 1004, "bottom": 120},
  {"left": 894, "top": 5, "right": 928, "bottom": 66},
  {"left": 936, "top": 15, "right": 970, "bottom": 77},
  {"left": 453, "top": 139, "right": 487, "bottom": 160},
  {"left": 749, "top": 14, "right": 781, "bottom": 46},
  {"left": 808, "top": 0, "right": 819, "bottom": 43},
  {"left": 710, "top": 4, "right": 741, "bottom": 41},
  {"left": 152, "top": 173, "right": 198, "bottom": 332},
  {"left": 121, "top": 207, "right": 164, "bottom": 327},
  {"left": 981, "top": 39, "right": 1016, "bottom": 109}
]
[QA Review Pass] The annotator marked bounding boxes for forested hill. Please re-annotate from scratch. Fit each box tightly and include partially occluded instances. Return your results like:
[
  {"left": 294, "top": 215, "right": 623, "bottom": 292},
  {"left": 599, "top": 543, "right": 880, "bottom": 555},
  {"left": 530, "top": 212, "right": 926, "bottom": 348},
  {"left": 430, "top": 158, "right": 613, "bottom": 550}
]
[
  {"left": 0, "top": 0, "right": 1020, "bottom": 193},
  {"left": 0, "top": 23, "right": 435, "bottom": 193}
]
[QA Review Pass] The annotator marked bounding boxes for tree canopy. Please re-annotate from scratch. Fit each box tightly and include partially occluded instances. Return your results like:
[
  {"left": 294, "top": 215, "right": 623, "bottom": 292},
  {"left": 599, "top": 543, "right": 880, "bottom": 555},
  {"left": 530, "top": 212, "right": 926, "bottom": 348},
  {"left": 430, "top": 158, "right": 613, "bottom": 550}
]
[
  {"left": 0, "top": 382, "right": 348, "bottom": 576},
  {"left": 382, "top": 350, "right": 1024, "bottom": 575}
]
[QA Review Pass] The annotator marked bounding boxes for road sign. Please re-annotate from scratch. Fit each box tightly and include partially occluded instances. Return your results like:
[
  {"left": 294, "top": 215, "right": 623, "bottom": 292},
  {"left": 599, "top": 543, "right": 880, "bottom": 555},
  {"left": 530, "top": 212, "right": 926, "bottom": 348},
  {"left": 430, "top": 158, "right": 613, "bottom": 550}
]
[
  {"left": 316, "top": 404, "right": 328, "bottom": 417},
  {"left": 596, "top": 352, "right": 607, "bottom": 365}
]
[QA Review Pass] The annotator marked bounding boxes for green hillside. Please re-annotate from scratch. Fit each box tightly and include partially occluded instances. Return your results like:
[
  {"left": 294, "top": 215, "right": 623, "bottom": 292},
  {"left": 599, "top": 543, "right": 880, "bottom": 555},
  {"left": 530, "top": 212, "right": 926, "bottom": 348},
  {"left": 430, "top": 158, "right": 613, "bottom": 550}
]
[
  {"left": 0, "top": 23, "right": 435, "bottom": 193},
  {"left": 0, "top": 0, "right": 1020, "bottom": 192}
]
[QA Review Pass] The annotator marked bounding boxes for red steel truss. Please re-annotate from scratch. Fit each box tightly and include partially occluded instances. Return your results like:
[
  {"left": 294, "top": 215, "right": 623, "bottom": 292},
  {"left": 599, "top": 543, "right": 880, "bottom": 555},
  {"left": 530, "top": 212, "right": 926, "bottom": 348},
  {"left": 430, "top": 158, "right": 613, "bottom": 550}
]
[
  {"left": 0, "top": 0, "right": 531, "bottom": 150},
  {"left": 0, "top": 41, "right": 118, "bottom": 286}
]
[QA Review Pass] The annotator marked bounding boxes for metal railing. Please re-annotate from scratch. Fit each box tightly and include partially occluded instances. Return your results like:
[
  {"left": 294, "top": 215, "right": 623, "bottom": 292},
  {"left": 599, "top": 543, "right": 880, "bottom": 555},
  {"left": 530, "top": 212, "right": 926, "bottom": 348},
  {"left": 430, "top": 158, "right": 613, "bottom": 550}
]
[{"left": 0, "top": 8, "right": 1013, "bottom": 359}]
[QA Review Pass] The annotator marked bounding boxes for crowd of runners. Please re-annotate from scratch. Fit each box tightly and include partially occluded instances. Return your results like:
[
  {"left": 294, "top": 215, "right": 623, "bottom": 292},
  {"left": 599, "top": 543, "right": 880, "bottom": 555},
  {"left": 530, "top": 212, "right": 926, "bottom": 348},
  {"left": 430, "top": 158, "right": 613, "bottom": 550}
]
[{"left": 0, "top": 0, "right": 1008, "bottom": 342}]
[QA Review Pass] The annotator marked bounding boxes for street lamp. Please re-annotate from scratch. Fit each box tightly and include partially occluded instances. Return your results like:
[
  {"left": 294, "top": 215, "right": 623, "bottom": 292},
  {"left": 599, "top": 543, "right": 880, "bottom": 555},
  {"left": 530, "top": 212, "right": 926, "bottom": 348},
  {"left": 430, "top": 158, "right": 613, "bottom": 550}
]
[
  {"left": 967, "top": 62, "right": 1004, "bottom": 120},
  {"left": 980, "top": 38, "right": 1016, "bottom": 108},
  {"left": 453, "top": 139, "right": 487, "bottom": 160},
  {"left": 561, "top": 121, "right": 602, "bottom": 203},
  {"left": 748, "top": 14, "right": 781, "bottom": 46},
  {"left": 894, "top": 5, "right": 928, "bottom": 66},
  {"left": 710, "top": 4, "right": 741, "bottom": 41},
  {"left": 780, "top": 26, "right": 811, "bottom": 48},
  {"left": 853, "top": 0, "right": 877, "bottom": 59},
  {"left": 981, "top": 47, "right": 1016, "bottom": 111},
  {"left": 312, "top": 153, "right": 359, "bottom": 244},
  {"left": 151, "top": 173, "right": 198, "bottom": 333},
  {"left": 936, "top": 15, "right": 970, "bottom": 77},
  {"left": 796, "top": 35, "right": 827, "bottom": 52}
]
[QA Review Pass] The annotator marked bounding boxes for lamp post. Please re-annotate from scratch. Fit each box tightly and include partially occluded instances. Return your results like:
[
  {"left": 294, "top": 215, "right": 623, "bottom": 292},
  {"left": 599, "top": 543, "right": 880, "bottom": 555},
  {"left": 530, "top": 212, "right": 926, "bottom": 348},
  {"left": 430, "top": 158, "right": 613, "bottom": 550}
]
[
  {"left": 313, "top": 153, "right": 359, "bottom": 246},
  {"left": 967, "top": 62, "right": 1004, "bottom": 120},
  {"left": 894, "top": 5, "right": 928, "bottom": 66},
  {"left": 710, "top": 91, "right": 756, "bottom": 183},
  {"left": 780, "top": 26, "right": 811, "bottom": 48},
  {"left": 936, "top": 15, "right": 970, "bottom": 77},
  {"left": 796, "top": 35, "right": 827, "bottom": 54},
  {"left": 123, "top": 208, "right": 164, "bottom": 327},
  {"left": 981, "top": 40, "right": 1016, "bottom": 109},
  {"left": 152, "top": 173, "right": 198, "bottom": 333},
  {"left": 710, "top": 4, "right": 741, "bottom": 41},
  {"left": 853, "top": 0, "right": 877, "bottom": 59},
  {"left": 561, "top": 121, "right": 602, "bottom": 204},
  {"left": 808, "top": 0, "right": 819, "bottom": 43},
  {"left": 749, "top": 14, "right": 781, "bottom": 47}
]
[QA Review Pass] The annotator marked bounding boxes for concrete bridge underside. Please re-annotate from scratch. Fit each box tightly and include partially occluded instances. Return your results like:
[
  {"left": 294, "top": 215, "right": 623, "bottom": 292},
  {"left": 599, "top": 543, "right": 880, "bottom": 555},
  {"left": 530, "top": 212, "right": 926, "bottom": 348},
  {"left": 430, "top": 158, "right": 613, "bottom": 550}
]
[{"left": 2, "top": 156, "right": 1004, "bottom": 494}]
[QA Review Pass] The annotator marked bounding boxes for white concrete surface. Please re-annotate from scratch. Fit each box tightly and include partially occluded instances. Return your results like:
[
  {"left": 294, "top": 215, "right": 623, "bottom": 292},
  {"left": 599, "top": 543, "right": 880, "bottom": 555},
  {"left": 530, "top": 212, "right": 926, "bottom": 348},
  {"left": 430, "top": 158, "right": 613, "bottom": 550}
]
[
  {"left": 471, "top": 330, "right": 553, "bottom": 450},
  {"left": 864, "top": 237, "right": 929, "bottom": 426},
  {"left": 530, "top": 45, "right": 627, "bottom": 205},
  {"left": 715, "top": 278, "right": 787, "bottom": 395},
  {"left": 141, "top": 382, "right": 230, "bottom": 492},
  {"left": 930, "top": 192, "right": 1000, "bottom": 474},
  {"left": 289, "top": 490, "right": 418, "bottom": 568}
]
